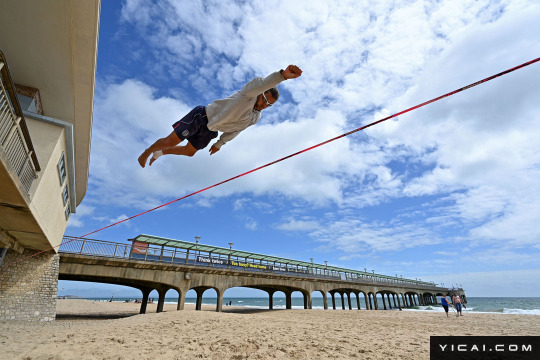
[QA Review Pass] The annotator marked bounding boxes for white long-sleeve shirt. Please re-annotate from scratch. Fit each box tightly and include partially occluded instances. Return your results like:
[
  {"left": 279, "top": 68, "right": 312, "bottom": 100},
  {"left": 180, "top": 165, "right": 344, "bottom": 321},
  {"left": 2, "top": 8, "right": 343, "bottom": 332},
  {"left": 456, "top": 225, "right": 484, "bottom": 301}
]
[{"left": 206, "top": 70, "right": 285, "bottom": 149}]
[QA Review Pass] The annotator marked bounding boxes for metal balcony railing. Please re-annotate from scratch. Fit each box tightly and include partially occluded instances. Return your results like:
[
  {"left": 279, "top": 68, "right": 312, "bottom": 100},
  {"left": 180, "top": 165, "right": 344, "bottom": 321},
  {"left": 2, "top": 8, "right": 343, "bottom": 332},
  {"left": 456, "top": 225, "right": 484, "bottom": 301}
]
[{"left": 0, "top": 50, "right": 40, "bottom": 193}]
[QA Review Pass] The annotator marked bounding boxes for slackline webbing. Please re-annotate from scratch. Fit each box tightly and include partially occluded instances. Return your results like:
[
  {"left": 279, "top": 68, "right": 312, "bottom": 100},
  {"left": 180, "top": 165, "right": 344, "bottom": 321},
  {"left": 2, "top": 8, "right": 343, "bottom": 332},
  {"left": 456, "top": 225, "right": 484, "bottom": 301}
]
[{"left": 4, "top": 56, "right": 539, "bottom": 267}]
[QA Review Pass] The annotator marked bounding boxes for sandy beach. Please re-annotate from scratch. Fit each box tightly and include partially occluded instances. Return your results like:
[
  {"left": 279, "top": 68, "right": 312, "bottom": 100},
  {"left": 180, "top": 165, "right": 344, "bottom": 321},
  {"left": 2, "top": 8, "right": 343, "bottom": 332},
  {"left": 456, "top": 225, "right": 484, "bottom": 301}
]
[{"left": 0, "top": 299, "right": 538, "bottom": 360}]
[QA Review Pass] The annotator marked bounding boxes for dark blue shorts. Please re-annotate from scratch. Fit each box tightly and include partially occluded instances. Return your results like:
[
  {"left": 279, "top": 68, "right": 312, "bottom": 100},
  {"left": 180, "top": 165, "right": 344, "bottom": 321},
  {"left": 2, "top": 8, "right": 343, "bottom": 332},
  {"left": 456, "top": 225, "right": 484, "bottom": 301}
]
[{"left": 172, "top": 106, "right": 218, "bottom": 150}]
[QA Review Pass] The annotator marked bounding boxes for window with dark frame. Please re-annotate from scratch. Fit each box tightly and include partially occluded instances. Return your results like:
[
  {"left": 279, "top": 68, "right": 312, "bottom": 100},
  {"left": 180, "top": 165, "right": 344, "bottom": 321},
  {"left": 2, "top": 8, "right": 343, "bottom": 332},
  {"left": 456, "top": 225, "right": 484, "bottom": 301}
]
[
  {"left": 64, "top": 202, "right": 71, "bottom": 220},
  {"left": 57, "top": 152, "right": 66, "bottom": 185},
  {"left": 62, "top": 185, "right": 69, "bottom": 206}
]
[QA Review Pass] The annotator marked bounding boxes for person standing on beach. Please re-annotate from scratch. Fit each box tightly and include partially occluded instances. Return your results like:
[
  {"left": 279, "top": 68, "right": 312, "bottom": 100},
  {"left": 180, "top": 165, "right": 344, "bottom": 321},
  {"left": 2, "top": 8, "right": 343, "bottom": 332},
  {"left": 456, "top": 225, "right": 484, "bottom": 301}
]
[
  {"left": 452, "top": 292, "right": 464, "bottom": 317},
  {"left": 138, "top": 65, "right": 303, "bottom": 167},
  {"left": 440, "top": 295, "right": 452, "bottom": 317}
]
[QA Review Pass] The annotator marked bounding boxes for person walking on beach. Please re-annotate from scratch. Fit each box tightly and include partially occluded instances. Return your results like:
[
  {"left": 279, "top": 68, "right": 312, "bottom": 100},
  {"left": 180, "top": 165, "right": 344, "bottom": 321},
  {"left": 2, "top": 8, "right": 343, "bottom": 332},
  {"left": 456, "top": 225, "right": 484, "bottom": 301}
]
[
  {"left": 452, "top": 292, "right": 464, "bottom": 317},
  {"left": 440, "top": 295, "right": 452, "bottom": 318},
  {"left": 138, "top": 65, "right": 303, "bottom": 167}
]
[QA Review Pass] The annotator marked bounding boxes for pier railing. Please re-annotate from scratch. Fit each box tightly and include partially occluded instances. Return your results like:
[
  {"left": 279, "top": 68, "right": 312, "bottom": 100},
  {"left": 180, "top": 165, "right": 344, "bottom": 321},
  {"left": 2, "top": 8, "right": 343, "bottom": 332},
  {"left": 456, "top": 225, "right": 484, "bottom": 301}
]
[
  {"left": 59, "top": 237, "right": 441, "bottom": 290},
  {"left": 0, "top": 50, "right": 40, "bottom": 193}
]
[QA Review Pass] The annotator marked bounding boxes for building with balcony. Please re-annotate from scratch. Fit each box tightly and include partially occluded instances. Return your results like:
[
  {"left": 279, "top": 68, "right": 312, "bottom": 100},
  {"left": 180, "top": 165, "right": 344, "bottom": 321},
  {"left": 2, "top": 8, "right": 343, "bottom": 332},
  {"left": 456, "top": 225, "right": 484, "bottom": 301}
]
[{"left": 0, "top": 0, "right": 100, "bottom": 321}]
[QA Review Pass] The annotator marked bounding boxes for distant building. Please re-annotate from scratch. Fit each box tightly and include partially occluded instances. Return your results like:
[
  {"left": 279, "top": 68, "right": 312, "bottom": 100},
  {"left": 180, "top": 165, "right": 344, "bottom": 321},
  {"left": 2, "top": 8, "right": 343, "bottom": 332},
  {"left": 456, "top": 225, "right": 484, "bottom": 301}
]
[{"left": 0, "top": 0, "right": 100, "bottom": 321}]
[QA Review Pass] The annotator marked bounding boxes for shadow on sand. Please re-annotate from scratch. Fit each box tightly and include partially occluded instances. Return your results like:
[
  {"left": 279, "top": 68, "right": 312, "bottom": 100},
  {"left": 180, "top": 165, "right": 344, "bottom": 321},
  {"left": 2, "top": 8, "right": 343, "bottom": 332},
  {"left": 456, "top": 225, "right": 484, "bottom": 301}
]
[{"left": 55, "top": 313, "right": 138, "bottom": 321}]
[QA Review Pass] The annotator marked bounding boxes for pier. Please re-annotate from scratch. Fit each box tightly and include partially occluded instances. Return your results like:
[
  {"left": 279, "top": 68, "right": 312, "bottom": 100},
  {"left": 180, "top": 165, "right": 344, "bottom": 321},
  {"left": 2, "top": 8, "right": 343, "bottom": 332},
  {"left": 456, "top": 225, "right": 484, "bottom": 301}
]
[{"left": 59, "top": 234, "right": 467, "bottom": 313}]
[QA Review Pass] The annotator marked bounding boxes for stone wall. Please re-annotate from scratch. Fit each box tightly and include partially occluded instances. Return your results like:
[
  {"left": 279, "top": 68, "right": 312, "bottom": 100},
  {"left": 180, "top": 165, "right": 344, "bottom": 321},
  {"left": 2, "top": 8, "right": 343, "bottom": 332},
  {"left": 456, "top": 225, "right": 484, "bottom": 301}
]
[{"left": 0, "top": 248, "right": 58, "bottom": 321}]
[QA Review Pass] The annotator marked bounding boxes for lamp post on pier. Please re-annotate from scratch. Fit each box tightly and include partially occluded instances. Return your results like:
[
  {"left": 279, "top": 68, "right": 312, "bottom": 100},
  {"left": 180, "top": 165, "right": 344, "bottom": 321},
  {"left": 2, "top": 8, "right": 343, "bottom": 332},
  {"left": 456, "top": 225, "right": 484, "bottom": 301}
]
[
  {"left": 228, "top": 242, "right": 234, "bottom": 265},
  {"left": 194, "top": 236, "right": 200, "bottom": 263}
]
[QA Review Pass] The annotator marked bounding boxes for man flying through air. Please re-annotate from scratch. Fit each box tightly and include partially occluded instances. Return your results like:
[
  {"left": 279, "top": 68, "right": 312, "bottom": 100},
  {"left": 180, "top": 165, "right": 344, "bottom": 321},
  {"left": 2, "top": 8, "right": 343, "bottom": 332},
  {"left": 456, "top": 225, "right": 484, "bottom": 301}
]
[{"left": 138, "top": 64, "right": 303, "bottom": 167}]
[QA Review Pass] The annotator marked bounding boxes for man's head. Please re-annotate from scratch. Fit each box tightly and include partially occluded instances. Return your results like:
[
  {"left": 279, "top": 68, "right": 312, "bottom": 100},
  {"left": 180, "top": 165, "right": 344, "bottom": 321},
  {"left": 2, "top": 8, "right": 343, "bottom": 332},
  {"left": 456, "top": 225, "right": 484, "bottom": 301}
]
[{"left": 254, "top": 87, "right": 279, "bottom": 110}]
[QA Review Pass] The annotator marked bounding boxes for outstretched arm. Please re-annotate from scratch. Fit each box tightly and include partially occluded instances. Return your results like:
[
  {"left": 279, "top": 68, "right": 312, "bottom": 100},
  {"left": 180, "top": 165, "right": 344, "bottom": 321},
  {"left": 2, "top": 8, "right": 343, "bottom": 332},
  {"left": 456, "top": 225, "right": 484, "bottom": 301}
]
[{"left": 241, "top": 65, "right": 303, "bottom": 97}]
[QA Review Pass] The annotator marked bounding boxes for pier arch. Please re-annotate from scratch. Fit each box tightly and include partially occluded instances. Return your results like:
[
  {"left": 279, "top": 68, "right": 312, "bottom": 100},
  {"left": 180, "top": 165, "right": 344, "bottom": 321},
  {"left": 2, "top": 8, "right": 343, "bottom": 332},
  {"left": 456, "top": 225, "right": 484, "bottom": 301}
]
[
  {"left": 190, "top": 286, "right": 220, "bottom": 311},
  {"left": 58, "top": 275, "right": 181, "bottom": 314}
]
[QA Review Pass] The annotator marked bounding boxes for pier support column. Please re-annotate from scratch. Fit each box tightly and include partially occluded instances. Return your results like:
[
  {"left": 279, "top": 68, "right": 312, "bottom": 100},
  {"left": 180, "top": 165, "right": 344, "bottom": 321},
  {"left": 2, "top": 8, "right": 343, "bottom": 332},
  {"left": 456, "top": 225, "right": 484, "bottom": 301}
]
[
  {"left": 216, "top": 289, "right": 223, "bottom": 312},
  {"left": 392, "top": 294, "right": 397, "bottom": 308},
  {"left": 433, "top": 295, "right": 438, "bottom": 305},
  {"left": 382, "top": 294, "right": 387, "bottom": 310},
  {"left": 374, "top": 295, "right": 379, "bottom": 310},
  {"left": 356, "top": 293, "right": 361, "bottom": 310},
  {"left": 140, "top": 288, "right": 152, "bottom": 314},
  {"left": 303, "top": 292, "right": 312, "bottom": 309},
  {"left": 387, "top": 294, "right": 392, "bottom": 309},
  {"left": 157, "top": 288, "right": 167, "bottom": 313},
  {"left": 285, "top": 290, "right": 292, "bottom": 309},
  {"left": 368, "top": 294, "right": 373, "bottom": 310},
  {"left": 340, "top": 292, "right": 346, "bottom": 310},
  {"left": 363, "top": 293, "right": 369, "bottom": 310},
  {"left": 268, "top": 290, "right": 275, "bottom": 310},
  {"left": 347, "top": 293, "right": 352, "bottom": 310},
  {"left": 331, "top": 291, "right": 336, "bottom": 310},
  {"left": 195, "top": 288, "right": 205, "bottom": 311},
  {"left": 397, "top": 294, "right": 402, "bottom": 310},
  {"left": 323, "top": 292, "right": 328, "bottom": 310},
  {"left": 177, "top": 289, "right": 185, "bottom": 310}
]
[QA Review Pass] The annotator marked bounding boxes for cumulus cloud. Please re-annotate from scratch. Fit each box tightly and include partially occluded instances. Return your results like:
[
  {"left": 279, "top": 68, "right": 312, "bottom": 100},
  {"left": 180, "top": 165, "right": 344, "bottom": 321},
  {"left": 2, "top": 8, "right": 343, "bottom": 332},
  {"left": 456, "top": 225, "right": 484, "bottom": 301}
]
[
  {"left": 275, "top": 218, "right": 321, "bottom": 232},
  {"left": 66, "top": 204, "right": 96, "bottom": 229}
]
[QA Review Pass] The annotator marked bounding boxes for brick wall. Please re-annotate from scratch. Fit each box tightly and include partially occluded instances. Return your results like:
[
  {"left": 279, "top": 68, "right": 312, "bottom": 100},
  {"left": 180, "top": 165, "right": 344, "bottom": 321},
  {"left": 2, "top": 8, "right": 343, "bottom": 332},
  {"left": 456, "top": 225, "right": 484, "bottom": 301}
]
[{"left": 0, "top": 248, "right": 59, "bottom": 321}]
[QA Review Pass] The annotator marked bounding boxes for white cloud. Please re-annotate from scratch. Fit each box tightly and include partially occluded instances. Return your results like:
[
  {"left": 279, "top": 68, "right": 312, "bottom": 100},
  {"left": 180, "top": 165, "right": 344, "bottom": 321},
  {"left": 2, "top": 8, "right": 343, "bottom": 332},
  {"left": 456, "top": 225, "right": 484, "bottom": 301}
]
[
  {"left": 311, "top": 216, "right": 444, "bottom": 255},
  {"left": 276, "top": 219, "right": 321, "bottom": 232},
  {"left": 66, "top": 204, "right": 96, "bottom": 229},
  {"left": 244, "top": 217, "right": 258, "bottom": 231}
]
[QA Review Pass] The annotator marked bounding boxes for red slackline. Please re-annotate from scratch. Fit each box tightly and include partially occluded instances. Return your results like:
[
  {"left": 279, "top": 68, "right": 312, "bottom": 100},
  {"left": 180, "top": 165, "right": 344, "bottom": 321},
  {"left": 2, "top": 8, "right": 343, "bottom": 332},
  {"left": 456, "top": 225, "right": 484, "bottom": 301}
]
[{"left": 4, "top": 56, "right": 539, "bottom": 267}]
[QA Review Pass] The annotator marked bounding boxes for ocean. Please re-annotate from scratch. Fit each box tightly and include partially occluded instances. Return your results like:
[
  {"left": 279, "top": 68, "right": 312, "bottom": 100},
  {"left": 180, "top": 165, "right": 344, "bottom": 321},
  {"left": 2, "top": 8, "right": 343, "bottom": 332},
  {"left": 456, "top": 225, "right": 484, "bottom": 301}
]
[{"left": 81, "top": 296, "right": 540, "bottom": 315}]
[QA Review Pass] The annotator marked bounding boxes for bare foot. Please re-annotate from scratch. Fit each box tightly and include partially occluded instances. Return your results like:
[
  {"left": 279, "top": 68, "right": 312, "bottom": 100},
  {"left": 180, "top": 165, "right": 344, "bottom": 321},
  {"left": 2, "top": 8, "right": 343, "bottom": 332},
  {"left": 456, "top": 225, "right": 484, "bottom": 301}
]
[{"left": 138, "top": 150, "right": 150, "bottom": 168}]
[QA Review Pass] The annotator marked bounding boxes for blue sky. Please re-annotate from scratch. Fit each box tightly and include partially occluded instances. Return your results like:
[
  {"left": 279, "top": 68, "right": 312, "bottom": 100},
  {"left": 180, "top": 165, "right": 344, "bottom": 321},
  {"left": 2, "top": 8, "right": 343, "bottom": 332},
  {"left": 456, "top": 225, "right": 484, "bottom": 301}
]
[{"left": 59, "top": 0, "right": 540, "bottom": 298}]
